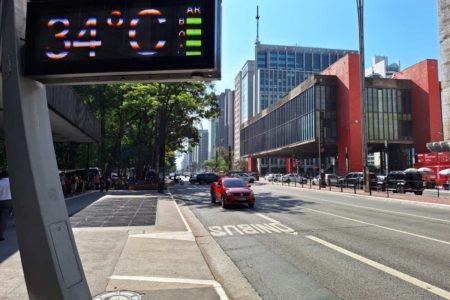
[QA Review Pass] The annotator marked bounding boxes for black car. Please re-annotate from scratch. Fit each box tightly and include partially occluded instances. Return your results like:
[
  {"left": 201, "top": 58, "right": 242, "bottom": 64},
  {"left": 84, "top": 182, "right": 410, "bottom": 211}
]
[
  {"left": 339, "top": 172, "right": 363, "bottom": 187},
  {"left": 381, "top": 171, "right": 424, "bottom": 195},
  {"left": 190, "top": 173, "right": 219, "bottom": 185}
]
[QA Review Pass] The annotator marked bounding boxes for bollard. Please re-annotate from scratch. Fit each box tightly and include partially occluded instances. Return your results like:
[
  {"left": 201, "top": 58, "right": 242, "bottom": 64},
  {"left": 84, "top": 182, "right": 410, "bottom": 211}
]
[
  {"left": 437, "top": 186, "right": 440, "bottom": 198},
  {"left": 294, "top": 179, "right": 297, "bottom": 187},
  {"left": 310, "top": 179, "right": 312, "bottom": 189},
  {"left": 341, "top": 181, "right": 343, "bottom": 192},
  {"left": 354, "top": 183, "right": 357, "bottom": 194},
  {"left": 387, "top": 188, "right": 389, "bottom": 198},
  {"left": 329, "top": 180, "right": 331, "bottom": 191},
  {"left": 369, "top": 180, "right": 372, "bottom": 196},
  {"left": 301, "top": 180, "right": 304, "bottom": 189}
]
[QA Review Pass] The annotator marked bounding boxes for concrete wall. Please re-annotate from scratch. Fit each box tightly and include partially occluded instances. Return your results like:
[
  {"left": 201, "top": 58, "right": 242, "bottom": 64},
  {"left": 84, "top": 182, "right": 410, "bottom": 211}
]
[
  {"left": 393, "top": 60, "right": 442, "bottom": 153},
  {"left": 439, "top": 0, "right": 450, "bottom": 140}
]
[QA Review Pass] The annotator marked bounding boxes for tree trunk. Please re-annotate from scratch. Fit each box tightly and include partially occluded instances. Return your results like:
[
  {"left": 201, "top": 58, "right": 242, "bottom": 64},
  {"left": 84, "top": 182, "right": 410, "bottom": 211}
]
[{"left": 157, "top": 104, "right": 168, "bottom": 193}]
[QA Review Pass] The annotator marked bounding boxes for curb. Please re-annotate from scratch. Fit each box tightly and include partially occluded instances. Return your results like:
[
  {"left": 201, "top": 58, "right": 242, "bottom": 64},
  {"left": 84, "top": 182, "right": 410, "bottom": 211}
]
[{"left": 170, "top": 192, "right": 261, "bottom": 300}]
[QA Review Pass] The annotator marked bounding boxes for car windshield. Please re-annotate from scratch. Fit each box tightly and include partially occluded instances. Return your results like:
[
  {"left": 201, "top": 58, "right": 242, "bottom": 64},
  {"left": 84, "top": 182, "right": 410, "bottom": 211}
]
[{"left": 223, "top": 179, "right": 246, "bottom": 188}]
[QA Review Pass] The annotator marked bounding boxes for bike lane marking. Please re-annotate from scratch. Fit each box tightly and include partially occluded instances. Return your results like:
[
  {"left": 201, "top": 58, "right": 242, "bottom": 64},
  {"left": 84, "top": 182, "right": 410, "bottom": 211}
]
[{"left": 208, "top": 213, "right": 298, "bottom": 237}]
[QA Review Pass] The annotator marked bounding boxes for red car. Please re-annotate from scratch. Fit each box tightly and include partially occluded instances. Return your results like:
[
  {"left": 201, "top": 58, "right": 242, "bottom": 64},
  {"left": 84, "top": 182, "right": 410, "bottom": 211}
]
[{"left": 210, "top": 177, "right": 256, "bottom": 209}]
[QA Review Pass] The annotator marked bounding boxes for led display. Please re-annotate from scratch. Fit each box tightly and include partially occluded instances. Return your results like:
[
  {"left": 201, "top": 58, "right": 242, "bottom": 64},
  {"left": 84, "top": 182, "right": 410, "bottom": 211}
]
[{"left": 24, "top": 0, "right": 221, "bottom": 84}]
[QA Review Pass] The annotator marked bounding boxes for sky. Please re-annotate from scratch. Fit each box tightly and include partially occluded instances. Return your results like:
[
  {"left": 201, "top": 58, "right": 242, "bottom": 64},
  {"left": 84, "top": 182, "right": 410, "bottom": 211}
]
[
  {"left": 212, "top": 0, "right": 440, "bottom": 93},
  {"left": 189, "top": 0, "right": 440, "bottom": 168}
]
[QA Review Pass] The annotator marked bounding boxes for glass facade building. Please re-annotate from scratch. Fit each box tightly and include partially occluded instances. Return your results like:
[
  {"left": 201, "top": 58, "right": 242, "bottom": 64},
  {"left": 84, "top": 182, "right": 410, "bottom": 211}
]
[
  {"left": 242, "top": 76, "right": 337, "bottom": 157},
  {"left": 242, "top": 75, "right": 415, "bottom": 173},
  {"left": 255, "top": 44, "right": 357, "bottom": 115}
]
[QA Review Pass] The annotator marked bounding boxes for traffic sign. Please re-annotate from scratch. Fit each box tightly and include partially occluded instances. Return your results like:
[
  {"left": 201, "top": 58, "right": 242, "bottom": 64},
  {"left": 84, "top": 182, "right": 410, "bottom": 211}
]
[{"left": 24, "top": 0, "right": 221, "bottom": 84}]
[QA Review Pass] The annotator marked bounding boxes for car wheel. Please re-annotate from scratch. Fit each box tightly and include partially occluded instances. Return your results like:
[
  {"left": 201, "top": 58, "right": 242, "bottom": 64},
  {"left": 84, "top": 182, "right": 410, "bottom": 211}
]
[
  {"left": 211, "top": 193, "right": 216, "bottom": 203},
  {"left": 250, "top": 179, "right": 255, "bottom": 183},
  {"left": 221, "top": 196, "right": 227, "bottom": 209},
  {"left": 397, "top": 185, "right": 405, "bottom": 194},
  {"left": 414, "top": 191, "right": 423, "bottom": 196},
  {"left": 248, "top": 203, "right": 255, "bottom": 209}
]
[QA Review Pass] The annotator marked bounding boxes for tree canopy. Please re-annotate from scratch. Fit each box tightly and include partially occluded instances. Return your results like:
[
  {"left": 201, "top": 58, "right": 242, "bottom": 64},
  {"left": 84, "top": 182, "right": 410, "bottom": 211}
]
[{"left": 73, "top": 82, "right": 219, "bottom": 179}]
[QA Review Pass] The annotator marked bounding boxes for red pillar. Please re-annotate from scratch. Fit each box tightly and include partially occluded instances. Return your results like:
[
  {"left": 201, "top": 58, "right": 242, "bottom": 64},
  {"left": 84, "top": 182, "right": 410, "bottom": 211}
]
[
  {"left": 247, "top": 157, "right": 258, "bottom": 173},
  {"left": 321, "top": 54, "right": 363, "bottom": 175},
  {"left": 286, "top": 158, "right": 293, "bottom": 173}
]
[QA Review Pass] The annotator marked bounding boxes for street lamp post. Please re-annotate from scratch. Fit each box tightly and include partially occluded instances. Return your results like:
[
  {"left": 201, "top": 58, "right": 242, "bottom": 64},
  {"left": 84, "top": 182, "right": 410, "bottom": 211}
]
[{"left": 357, "top": 0, "right": 370, "bottom": 192}]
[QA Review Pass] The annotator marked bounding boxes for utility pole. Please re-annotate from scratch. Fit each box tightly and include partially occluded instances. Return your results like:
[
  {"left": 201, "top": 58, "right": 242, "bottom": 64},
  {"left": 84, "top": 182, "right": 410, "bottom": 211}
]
[
  {"left": 1, "top": 1, "right": 91, "bottom": 298},
  {"left": 357, "top": 0, "right": 370, "bottom": 192}
]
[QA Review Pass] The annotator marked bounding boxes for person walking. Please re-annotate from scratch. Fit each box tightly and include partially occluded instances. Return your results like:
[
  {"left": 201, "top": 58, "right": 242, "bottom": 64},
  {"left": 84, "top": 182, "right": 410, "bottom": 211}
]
[
  {"left": 99, "top": 176, "right": 105, "bottom": 192},
  {"left": 0, "top": 170, "right": 12, "bottom": 242}
]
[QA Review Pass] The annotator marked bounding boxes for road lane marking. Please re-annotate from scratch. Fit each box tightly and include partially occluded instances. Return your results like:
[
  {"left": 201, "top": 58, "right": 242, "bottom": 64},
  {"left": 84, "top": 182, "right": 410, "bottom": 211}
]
[
  {"left": 209, "top": 219, "right": 298, "bottom": 237},
  {"left": 306, "top": 198, "right": 450, "bottom": 224},
  {"left": 306, "top": 236, "right": 450, "bottom": 299},
  {"left": 110, "top": 275, "right": 229, "bottom": 300},
  {"left": 256, "top": 213, "right": 281, "bottom": 223},
  {"left": 169, "top": 192, "right": 192, "bottom": 233},
  {"left": 305, "top": 208, "right": 450, "bottom": 245}
]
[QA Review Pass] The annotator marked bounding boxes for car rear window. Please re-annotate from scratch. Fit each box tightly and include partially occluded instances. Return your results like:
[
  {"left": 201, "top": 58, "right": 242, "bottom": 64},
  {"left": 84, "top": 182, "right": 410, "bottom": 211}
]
[{"left": 223, "top": 179, "right": 245, "bottom": 188}]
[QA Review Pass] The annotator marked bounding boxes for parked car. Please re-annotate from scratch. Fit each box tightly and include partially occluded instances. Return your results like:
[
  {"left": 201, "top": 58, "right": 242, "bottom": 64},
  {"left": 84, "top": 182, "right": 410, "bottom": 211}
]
[
  {"left": 381, "top": 171, "right": 424, "bottom": 195},
  {"left": 249, "top": 172, "right": 260, "bottom": 181},
  {"left": 265, "top": 174, "right": 276, "bottom": 181},
  {"left": 210, "top": 177, "right": 256, "bottom": 208},
  {"left": 312, "top": 174, "right": 339, "bottom": 186},
  {"left": 281, "top": 173, "right": 308, "bottom": 183},
  {"left": 190, "top": 173, "right": 219, "bottom": 185},
  {"left": 339, "top": 172, "right": 363, "bottom": 187},
  {"left": 233, "top": 173, "right": 256, "bottom": 183}
]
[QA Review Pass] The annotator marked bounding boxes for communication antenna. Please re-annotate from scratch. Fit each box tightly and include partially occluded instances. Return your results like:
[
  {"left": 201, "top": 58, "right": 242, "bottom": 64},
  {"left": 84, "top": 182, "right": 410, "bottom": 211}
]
[{"left": 256, "top": 5, "right": 260, "bottom": 44}]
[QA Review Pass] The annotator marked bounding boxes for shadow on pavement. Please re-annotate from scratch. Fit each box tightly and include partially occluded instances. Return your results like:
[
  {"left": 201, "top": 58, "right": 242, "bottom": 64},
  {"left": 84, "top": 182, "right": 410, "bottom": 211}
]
[
  {"left": 170, "top": 184, "right": 316, "bottom": 216},
  {"left": 0, "top": 191, "right": 108, "bottom": 264}
]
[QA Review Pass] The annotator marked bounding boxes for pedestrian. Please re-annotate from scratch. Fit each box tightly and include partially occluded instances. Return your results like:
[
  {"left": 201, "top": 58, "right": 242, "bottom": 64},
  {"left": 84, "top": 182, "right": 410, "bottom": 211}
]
[
  {"left": 65, "top": 174, "right": 72, "bottom": 196},
  {"left": 94, "top": 174, "right": 100, "bottom": 190},
  {"left": 59, "top": 172, "right": 66, "bottom": 196},
  {"left": 0, "top": 169, "right": 12, "bottom": 242},
  {"left": 105, "top": 177, "right": 111, "bottom": 192},
  {"left": 99, "top": 176, "right": 105, "bottom": 192}
]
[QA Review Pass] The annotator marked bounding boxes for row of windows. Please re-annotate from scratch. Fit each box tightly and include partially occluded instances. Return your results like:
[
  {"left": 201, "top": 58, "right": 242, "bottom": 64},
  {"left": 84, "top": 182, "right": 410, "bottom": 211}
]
[
  {"left": 257, "top": 51, "right": 351, "bottom": 70},
  {"left": 366, "top": 88, "right": 413, "bottom": 141},
  {"left": 241, "top": 84, "right": 337, "bottom": 155},
  {"left": 241, "top": 84, "right": 414, "bottom": 156}
]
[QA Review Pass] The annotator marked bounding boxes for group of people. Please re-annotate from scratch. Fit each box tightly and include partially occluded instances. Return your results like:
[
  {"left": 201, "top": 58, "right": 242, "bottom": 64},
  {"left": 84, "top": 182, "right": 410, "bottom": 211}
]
[
  {"left": 0, "top": 170, "right": 12, "bottom": 242},
  {"left": 59, "top": 172, "right": 88, "bottom": 197},
  {"left": 93, "top": 174, "right": 111, "bottom": 192}
]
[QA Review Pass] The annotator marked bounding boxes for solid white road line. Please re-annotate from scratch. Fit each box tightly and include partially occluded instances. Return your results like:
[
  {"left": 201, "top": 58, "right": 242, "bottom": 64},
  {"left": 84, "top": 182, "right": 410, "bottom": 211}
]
[
  {"left": 110, "top": 275, "right": 229, "bottom": 300},
  {"left": 169, "top": 192, "right": 192, "bottom": 233},
  {"left": 305, "top": 208, "right": 450, "bottom": 245},
  {"left": 306, "top": 235, "right": 450, "bottom": 300},
  {"left": 256, "top": 213, "right": 281, "bottom": 223}
]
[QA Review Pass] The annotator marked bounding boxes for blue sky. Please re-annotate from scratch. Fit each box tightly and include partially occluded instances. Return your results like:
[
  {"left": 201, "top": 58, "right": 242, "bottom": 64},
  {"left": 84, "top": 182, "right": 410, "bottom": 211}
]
[{"left": 212, "top": 0, "right": 440, "bottom": 93}]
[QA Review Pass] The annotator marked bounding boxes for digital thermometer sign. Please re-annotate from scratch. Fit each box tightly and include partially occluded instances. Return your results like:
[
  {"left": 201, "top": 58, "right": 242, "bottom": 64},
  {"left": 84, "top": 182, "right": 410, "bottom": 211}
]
[{"left": 24, "top": 0, "right": 221, "bottom": 84}]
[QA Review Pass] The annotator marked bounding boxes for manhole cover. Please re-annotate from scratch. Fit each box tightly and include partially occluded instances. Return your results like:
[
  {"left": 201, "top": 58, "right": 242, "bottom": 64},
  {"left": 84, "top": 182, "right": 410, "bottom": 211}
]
[{"left": 93, "top": 291, "right": 141, "bottom": 300}]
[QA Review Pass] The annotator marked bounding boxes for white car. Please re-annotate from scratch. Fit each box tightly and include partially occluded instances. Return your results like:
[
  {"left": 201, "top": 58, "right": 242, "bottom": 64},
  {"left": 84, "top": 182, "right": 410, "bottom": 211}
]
[
  {"left": 281, "top": 174, "right": 308, "bottom": 183},
  {"left": 234, "top": 173, "right": 256, "bottom": 183},
  {"left": 312, "top": 174, "right": 339, "bottom": 186},
  {"left": 265, "top": 174, "right": 276, "bottom": 181}
]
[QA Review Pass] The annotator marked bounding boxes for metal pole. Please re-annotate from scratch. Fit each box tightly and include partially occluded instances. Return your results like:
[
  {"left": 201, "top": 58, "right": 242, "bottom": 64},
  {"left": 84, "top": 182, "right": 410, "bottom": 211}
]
[
  {"left": 357, "top": 0, "right": 370, "bottom": 192},
  {"left": 1, "top": 1, "right": 91, "bottom": 298}
]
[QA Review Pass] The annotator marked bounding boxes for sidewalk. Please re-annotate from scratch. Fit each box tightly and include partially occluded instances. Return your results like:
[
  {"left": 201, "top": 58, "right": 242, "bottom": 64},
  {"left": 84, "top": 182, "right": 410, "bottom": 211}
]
[
  {"left": 265, "top": 180, "right": 450, "bottom": 206},
  {"left": 0, "top": 190, "right": 259, "bottom": 299}
]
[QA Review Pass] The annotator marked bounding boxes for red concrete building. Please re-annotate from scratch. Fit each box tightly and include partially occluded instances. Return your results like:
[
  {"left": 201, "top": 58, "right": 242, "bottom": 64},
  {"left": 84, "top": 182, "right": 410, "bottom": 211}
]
[{"left": 243, "top": 54, "right": 442, "bottom": 176}]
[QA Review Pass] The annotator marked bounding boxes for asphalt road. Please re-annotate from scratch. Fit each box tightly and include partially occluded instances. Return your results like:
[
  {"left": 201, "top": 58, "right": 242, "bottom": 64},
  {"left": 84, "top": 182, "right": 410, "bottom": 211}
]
[{"left": 171, "top": 181, "right": 450, "bottom": 300}]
